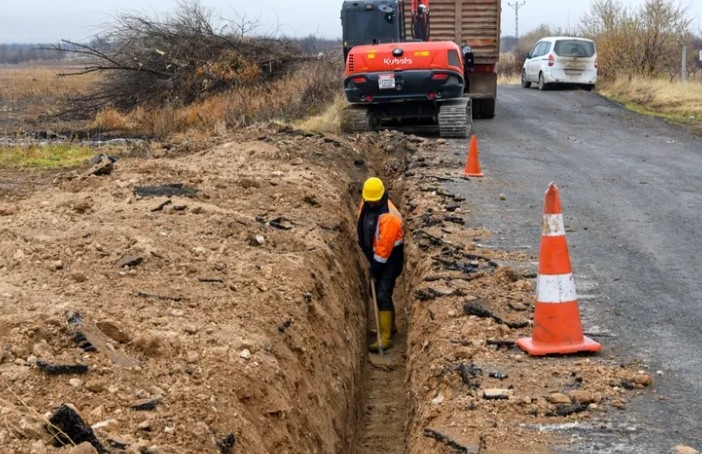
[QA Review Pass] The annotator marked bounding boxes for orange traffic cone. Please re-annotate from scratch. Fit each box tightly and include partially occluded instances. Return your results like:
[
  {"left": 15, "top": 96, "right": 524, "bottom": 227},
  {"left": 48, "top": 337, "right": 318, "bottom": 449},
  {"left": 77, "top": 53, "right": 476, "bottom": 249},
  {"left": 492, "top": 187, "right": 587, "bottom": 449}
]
[
  {"left": 464, "top": 135, "right": 484, "bottom": 177},
  {"left": 517, "top": 183, "right": 601, "bottom": 356}
]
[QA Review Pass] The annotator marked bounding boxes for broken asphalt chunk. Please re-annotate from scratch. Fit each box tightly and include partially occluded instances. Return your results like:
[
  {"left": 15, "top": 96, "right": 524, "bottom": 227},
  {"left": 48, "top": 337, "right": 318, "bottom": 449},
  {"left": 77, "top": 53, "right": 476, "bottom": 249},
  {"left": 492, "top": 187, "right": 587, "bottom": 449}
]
[
  {"left": 85, "top": 156, "right": 114, "bottom": 177},
  {"left": 133, "top": 183, "right": 197, "bottom": 199},
  {"left": 553, "top": 403, "right": 588, "bottom": 417},
  {"left": 48, "top": 404, "right": 108, "bottom": 453}
]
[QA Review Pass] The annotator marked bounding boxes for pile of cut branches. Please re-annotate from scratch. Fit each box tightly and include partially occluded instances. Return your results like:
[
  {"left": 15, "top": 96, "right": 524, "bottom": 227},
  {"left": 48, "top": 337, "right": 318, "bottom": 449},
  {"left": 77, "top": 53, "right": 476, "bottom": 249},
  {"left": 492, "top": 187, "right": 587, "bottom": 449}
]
[{"left": 53, "top": 2, "right": 311, "bottom": 116}]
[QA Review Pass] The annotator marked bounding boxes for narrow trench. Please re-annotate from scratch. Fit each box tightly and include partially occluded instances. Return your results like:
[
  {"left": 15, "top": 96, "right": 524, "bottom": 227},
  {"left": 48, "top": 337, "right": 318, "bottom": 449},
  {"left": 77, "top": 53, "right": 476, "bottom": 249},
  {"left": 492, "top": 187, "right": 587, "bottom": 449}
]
[
  {"left": 352, "top": 176, "right": 410, "bottom": 454},
  {"left": 354, "top": 276, "right": 410, "bottom": 453}
]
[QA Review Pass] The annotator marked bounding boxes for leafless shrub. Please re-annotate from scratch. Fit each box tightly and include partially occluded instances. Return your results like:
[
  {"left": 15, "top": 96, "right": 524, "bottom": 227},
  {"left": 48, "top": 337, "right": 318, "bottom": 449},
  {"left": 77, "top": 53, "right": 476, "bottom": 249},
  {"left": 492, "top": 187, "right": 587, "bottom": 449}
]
[
  {"left": 50, "top": 1, "right": 312, "bottom": 118},
  {"left": 580, "top": 0, "right": 693, "bottom": 81}
]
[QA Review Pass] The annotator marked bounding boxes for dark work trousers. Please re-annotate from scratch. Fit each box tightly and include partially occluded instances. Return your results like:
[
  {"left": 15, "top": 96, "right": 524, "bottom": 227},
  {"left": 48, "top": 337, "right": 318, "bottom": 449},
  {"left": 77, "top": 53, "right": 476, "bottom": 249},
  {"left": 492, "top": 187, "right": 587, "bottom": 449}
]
[
  {"left": 374, "top": 274, "right": 398, "bottom": 312},
  {"left": 372, "top": 246, "right": 404, "bottom": 311}
]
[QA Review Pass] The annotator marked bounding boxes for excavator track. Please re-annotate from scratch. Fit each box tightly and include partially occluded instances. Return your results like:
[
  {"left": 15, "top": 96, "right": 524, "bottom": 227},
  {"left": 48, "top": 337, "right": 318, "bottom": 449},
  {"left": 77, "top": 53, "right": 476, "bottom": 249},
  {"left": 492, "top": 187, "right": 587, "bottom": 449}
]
[
  {"left": 340, "top": 105, "right": 372, "bottom": 133},
  {"left": 437, "top": 98, "right": 472, "bottom": 138}
]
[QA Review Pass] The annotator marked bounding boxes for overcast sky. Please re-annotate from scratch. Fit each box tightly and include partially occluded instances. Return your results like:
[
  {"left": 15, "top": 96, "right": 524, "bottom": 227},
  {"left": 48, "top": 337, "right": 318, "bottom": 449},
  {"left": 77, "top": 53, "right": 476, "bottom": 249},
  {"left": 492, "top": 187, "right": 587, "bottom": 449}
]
[{"left": 0, "top": 0, "right": 700, "bottom": 44}]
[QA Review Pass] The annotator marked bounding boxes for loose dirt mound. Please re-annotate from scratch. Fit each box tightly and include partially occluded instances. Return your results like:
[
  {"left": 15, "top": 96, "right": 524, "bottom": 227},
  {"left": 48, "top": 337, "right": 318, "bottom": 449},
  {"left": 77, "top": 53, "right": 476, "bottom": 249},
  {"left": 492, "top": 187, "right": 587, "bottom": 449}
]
[
  {"left": 0, "top": 126, "right": 654, "bottom": 454},
  {"left": 0, "top": 125, "right": 412, "bottom": 453},
  {"left": 399, "top": 141, "right": 653, "bottom": 453}
]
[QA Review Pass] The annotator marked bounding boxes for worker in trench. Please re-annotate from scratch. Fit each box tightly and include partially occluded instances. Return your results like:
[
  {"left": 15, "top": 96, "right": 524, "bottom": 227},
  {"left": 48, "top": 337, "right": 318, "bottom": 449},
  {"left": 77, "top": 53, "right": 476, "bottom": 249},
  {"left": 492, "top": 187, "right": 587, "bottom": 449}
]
[{"left": 356, "top": 177, "right": 405, "bottom": 352}]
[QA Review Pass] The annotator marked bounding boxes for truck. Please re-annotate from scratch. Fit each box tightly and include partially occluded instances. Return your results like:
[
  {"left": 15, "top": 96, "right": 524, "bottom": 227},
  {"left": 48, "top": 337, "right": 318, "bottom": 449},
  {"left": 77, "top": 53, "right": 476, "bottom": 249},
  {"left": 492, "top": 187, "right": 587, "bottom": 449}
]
[{"left": 340, "top": 0, "right": 501, "bottom": 138}]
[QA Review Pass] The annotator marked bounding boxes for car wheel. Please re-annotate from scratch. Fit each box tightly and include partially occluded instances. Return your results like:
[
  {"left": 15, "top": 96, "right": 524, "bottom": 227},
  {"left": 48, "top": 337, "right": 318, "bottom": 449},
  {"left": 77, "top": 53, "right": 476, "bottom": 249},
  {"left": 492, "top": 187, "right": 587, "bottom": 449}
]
[
  {"left": 521, "top": 70, "right": 531, "bottom": 88},
  {"left": 538, "top": 73, "right": 548, "bottom": 91},
  {"left": 583, "top": 84, "right": 595, "bottom": 91}
]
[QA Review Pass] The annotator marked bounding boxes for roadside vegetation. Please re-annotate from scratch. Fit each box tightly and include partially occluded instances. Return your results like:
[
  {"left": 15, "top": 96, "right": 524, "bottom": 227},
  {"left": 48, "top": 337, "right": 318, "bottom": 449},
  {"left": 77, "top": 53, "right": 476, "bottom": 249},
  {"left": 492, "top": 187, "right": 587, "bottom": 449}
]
[
  {"left": 0, "top": 143, "right": 96, "bottom": 168},
  {"left": 47, "top": 1, "right": 342, "bottom": 138},
  {"left": 498, "top": 0, "right": 702, "bottom": 129},
  {"left": 0, "top": 1, "right": 342, "bottom": 166}
]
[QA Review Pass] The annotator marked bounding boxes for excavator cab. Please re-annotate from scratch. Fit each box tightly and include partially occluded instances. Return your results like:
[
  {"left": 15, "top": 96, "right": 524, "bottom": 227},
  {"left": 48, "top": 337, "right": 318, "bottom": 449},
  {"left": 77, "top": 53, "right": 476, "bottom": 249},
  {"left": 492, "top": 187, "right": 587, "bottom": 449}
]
[{"left": 341, "top": 1, "right": 406, "bottom": 60}]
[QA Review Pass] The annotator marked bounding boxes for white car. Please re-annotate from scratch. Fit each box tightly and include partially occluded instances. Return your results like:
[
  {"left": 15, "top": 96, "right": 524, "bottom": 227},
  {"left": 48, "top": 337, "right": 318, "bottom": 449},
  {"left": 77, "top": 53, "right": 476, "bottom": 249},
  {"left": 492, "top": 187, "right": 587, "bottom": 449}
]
[{"left": 521, "top": 37, "right": 598, "bottom": 91}]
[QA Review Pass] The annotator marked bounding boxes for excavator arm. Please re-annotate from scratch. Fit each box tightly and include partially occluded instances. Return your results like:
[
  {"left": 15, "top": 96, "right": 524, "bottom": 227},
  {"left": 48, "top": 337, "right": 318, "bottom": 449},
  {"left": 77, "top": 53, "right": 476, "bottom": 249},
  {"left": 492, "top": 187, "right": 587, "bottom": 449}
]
[{"left": 410, "top": 0, "right": 430, "bottom": 41}]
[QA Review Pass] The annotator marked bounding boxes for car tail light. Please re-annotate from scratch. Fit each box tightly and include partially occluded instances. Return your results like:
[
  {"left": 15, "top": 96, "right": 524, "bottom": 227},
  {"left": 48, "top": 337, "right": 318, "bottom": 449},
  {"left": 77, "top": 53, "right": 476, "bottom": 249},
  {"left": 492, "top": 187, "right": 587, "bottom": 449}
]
[
  {"left": 595, "top": 58, "right": 599, "bottom": 69},
  {"left": 548, "top": 54, "right": 554, "bottom": 67},
  {"left": 432, "top": 73, "right": 449, "bottom": 80},
  {"left": 352, "top": 77, "right": 366, "bottom": 84}
]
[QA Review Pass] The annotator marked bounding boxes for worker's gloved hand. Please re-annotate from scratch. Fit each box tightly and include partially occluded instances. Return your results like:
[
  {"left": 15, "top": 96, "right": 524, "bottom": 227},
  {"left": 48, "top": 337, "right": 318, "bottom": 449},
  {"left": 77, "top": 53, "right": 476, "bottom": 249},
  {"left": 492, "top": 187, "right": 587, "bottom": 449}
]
[{"left": 369, "top": 261, "right": 383, "bottom": 279}]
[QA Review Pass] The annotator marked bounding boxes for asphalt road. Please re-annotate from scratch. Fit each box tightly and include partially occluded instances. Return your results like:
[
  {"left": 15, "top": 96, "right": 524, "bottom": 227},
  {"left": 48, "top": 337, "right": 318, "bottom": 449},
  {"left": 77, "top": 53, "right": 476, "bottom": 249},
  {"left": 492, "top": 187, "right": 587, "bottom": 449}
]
[{"left": 446, "top": 84, "right": 702, "bottom": 452}]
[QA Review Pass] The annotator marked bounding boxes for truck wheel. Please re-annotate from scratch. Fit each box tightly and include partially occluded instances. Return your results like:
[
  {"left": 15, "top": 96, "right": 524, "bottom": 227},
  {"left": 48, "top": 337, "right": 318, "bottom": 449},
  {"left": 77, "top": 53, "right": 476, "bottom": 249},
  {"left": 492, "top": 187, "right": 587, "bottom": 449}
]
[
  {"left": 472, "top": 98, "right": 496, "bottom": 119},
  {"left": 521, "top": 70, "right": 531, "bottom": 88}
]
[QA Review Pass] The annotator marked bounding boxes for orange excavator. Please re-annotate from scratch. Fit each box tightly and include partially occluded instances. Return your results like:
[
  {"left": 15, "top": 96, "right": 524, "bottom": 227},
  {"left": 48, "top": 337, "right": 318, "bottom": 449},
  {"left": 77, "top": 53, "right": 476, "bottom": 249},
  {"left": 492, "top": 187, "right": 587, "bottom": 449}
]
[{"left": 340, "top": 0, "right": 478, "bottom": 137}]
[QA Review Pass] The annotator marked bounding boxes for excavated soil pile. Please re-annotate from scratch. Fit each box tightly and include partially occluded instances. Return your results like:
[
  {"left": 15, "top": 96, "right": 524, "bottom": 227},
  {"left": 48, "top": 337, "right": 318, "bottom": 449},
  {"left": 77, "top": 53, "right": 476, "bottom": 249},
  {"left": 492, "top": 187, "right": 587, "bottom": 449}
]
[
  {"left": 398, "top": 140, "right": 654, "bottom": 453},
  {"left": 0, "top": 125, "right": 656, "bottom": 454},
  {"left": 0, "top": 124, "right": 412, "bottom": 454}
]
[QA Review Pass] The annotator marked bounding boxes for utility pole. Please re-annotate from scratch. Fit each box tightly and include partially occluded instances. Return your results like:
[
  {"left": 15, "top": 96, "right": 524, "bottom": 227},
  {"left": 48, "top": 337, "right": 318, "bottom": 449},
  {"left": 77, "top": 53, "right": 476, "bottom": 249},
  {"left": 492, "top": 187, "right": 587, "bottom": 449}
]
[
  {"left": 681, "top": 43, "right": 687, "bottom": 85},
  {"left": 508, "top": 1, "right": 526, "bottom": 51}
]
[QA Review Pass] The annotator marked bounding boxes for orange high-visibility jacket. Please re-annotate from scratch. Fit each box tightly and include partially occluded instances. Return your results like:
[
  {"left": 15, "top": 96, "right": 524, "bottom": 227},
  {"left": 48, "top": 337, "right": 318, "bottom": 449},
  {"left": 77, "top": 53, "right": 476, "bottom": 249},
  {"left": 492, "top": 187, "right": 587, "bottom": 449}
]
[{"left": 357, "top": 199, "right": 405, "bottom": 263}]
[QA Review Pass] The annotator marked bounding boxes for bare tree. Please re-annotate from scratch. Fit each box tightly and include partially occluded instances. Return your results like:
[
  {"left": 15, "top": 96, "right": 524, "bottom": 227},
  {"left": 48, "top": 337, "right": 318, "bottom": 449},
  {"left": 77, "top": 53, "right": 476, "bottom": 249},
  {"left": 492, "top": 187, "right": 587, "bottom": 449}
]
[{"left": 580, "top": 0, "right": 692, "bottom": 80}]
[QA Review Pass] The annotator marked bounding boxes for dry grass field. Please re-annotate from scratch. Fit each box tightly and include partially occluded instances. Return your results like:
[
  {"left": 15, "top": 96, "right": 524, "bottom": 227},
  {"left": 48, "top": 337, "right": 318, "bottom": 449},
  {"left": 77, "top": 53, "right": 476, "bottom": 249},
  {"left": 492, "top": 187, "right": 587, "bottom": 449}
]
[{"left": 599, "top": 76, "right": 702, "bottom": 127}]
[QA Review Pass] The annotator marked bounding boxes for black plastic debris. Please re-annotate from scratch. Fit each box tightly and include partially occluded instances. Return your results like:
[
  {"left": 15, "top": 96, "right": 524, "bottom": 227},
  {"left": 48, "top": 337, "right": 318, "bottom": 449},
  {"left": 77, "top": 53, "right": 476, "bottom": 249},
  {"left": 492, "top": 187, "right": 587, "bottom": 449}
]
[
  {"left": 48, "top": 404, "right": 108, "bottom": 453},
  {"left": 151, "top": 200, "right": 172, "bottom": 212},
  {"left": 269, "top": 217, "right": 293, "bottom": 230},
  {"left": 133, "top": 183, "right": 197, "bottom": 199},
  {"left": 130, "top": 396, "right": 163, "bottom": 411},
  {"left": 488, "top": 371, "right": 509, "bottom": 380},
  {"left": 423, "top": 428, "right": 471, "bottom": 453},
  {"left": 415, "top": 287, "right": 467, "bottom": 301},
  {"left": 486, "top": 339, "right": 516, "bottom": 349},
  {"left": 36, "top": 361, "right": 88, "bottom": 375},
  {"left": 216, "top": 433, "right": 236, "bottom": 454},
  {"left": 72, "top": 331, "right": 97, "bottom": 352}
]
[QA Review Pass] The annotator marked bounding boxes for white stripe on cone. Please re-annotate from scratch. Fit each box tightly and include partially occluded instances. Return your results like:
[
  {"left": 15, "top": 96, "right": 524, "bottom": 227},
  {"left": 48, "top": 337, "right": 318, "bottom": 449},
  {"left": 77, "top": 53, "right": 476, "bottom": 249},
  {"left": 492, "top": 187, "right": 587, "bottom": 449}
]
[
  {"left": 537, "top": 273, "right": 577, "bottom": 303},
  {"left": 542, "top": 214, "right": 566, "bottom": 237}
]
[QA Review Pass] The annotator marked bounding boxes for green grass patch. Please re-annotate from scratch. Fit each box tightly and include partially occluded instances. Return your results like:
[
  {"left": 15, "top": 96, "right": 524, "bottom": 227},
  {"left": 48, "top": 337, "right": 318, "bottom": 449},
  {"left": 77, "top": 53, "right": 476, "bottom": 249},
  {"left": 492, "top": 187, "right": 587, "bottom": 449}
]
[{"left": 0, "top": 143, "right": 96, "bottom": 168}]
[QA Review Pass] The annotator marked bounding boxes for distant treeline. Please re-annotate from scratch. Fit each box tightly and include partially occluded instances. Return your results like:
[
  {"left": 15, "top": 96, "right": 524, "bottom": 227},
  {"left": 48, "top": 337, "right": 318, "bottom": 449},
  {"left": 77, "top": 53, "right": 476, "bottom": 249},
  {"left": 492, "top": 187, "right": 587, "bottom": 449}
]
[
  {"left": 0, "top": 35, "right": 341, "bottom": 65},
  {"left": 0, "top": 44, "right": 68, "bottom": 64}
]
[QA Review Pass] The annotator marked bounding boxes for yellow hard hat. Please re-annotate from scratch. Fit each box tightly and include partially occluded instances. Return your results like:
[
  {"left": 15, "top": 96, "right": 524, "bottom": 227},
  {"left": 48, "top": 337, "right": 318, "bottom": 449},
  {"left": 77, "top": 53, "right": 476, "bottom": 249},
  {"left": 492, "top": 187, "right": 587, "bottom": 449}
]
[{"left": 362, "top": 177, "right": 385, "bottom": 202}]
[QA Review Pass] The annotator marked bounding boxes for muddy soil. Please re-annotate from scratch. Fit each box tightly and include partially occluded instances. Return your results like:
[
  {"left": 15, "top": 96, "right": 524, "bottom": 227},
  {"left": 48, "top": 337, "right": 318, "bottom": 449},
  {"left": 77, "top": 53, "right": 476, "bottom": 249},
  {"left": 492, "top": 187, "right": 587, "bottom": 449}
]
[{"left": 0, "top": 125, "right": 653, "bottom": 454}]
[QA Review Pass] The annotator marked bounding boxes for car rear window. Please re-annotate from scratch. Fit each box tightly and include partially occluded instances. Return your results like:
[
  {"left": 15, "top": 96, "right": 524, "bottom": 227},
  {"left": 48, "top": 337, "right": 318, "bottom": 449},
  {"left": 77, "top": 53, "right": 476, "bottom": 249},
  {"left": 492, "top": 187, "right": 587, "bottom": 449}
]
[{"left": 554, "top": 40, "right": 595, "bottom": 57}]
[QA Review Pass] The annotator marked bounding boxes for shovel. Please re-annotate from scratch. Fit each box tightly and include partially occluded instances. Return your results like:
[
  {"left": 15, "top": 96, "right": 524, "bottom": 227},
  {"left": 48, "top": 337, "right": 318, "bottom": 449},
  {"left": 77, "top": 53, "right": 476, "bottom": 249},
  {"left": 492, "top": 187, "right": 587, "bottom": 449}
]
[{"left": 370, "top": 277, "right": 384, "bottom": 356}]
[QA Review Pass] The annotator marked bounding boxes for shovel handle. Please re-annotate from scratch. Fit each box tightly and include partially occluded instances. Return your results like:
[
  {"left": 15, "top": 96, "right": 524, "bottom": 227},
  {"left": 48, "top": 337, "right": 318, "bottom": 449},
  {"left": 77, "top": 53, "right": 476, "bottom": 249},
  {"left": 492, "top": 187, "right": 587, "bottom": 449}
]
[{"left": 370, "top": 277, "right": 384, "bottom": 356}]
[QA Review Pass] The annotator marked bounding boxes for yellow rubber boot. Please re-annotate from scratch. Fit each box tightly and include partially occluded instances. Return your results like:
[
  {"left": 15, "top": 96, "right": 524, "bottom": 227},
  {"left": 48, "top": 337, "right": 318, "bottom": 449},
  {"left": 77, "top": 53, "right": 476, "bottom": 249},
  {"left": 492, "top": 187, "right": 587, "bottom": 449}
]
[
  {"left": 369, "top": 307, "right": 398, "bottom": 335},
  {"left": 369, "top": 311, "right": 393, "bottom": 352}
]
